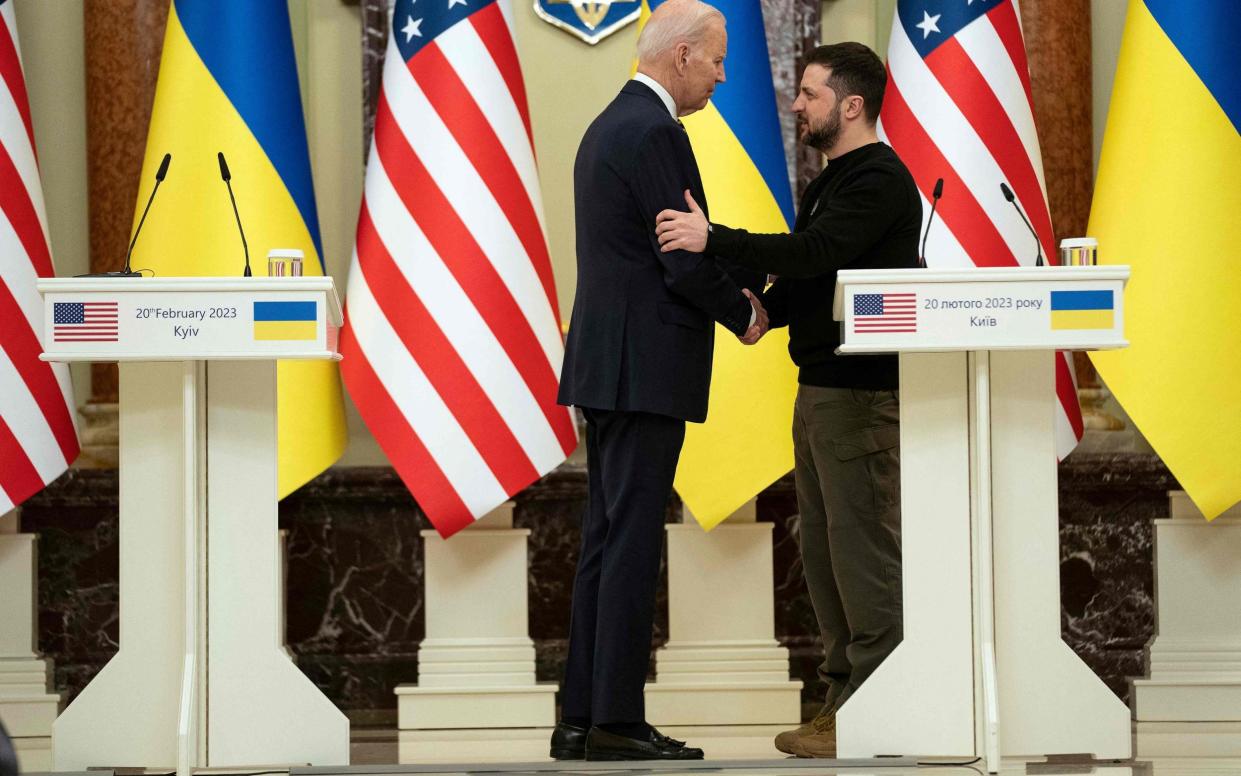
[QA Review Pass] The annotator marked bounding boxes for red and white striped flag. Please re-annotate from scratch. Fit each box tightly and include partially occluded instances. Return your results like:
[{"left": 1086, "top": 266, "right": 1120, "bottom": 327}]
[
  {"left": 879, "top": 0, "right": 1084, "bottom": 457},
  {"left": 0, "top": 0, "right": 79, "bottom": 513},
  {"left": 340, "top": 0, "right": 576, "bottom": 537}
]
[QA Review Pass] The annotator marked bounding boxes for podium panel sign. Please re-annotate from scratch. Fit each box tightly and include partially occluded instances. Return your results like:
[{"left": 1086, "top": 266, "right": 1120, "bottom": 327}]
[
  {"left": 38, "top": 275, "right": 349, "bottom": 770},
  {"left": 830, "top": 264, "right": 1133, "bottom": 769},
  {"left": 38, "top": 277, "right": 342, "bottom": 361},
  {"left": 832, "top": 267, "right": 1129, "bottom": 353}
]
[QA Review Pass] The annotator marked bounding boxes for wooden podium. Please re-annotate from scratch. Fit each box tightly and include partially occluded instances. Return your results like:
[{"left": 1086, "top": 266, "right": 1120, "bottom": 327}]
[
  {"left": 830, "top": 267, "right": 1133, "bottom": 772},
  {"left": 37, "top": 277, "right": 349, "bottom": 772}
]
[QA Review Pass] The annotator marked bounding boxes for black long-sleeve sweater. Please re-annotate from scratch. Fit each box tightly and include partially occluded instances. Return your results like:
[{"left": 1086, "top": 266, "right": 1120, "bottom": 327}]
[{"left": 706, "top": 141, "right": 922, "bottom": 389}]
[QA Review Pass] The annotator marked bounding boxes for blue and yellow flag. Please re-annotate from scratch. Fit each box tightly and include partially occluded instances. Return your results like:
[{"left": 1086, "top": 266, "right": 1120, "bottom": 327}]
[
  {"left": 638, "top": 0, "right": 799, "bottom": 529},
  {"left": 1088, "top": 0, "right": 1240, "bottom": 519},
  {"left": 132, "top": 0, "right": 347, "bottom": 497}
]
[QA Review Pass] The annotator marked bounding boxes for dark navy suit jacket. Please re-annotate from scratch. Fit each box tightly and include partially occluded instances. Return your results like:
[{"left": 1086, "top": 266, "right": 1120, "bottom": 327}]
[{"left": 558, "top": 81, "right": 762, "bottom": 423}]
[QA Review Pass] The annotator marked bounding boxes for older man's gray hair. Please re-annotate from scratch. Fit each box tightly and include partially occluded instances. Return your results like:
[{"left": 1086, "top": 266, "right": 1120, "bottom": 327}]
[{"left": 635, "top": 0, "right": 725, "bottom": 64}]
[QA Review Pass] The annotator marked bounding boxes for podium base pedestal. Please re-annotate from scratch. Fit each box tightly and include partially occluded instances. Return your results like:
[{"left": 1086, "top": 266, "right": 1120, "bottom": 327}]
[
  {"left": 644, "top": 680, "right": 802, "bottom": 727},
  {"left": 1134, "top": 679, "right": 1241, "bottom": 722},
  {"left": 397, "top": 727, "right": 554, "bottom": 763},
  {"left": 1136, "top": 721, "right": 1241, "bottom": 757},
  {"left": 0, "top": 659, "right": 60, "bottom": 735},
  {"left": 11, "top": 734, "right": 54, "bottom": 772},
  {"left": 395, "top": 683, "right": 556, "bottom": 730},
  {"left": 0, "top": 657, "right": 60, "bottom": 772}
]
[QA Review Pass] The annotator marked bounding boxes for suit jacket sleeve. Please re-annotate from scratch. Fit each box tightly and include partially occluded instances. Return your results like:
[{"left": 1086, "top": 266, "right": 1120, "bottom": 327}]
[
  {"left": 629, "top": 122, "right": 753, "bottom": 336},
  {"left": 720, "top": 256, "right": 766, "bottom": 298},
  {"left": 706, "top": 166, "right": 905, "bottom": 279}
]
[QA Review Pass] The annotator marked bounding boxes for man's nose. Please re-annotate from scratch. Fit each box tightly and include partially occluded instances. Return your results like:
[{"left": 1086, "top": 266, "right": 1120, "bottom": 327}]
[{"left": 717, "top": 64, "right": 726, "bottom": 83}]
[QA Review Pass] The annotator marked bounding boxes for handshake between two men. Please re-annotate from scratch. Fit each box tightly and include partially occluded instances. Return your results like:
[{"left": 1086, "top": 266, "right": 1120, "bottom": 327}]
[
  {"left": 655, "top": 189, "right": 770, "bottom": 346},
  {"left": 554, "top": 14, "right": 919, "bottom": 760}
]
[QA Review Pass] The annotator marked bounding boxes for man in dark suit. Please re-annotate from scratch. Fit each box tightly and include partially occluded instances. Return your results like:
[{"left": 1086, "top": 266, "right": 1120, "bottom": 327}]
[{"left": 552, "top": 0, "right": 767, "bottom": 762}]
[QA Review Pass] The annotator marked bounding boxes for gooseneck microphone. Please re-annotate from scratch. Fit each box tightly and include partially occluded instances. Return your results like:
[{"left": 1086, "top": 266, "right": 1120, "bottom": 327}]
[
  {"left": 218, "top": 152, "right": 252, "bottom": 277},
  {"left": 1000, "top": 181, "right": 1043, "bottom": 267},
  {"left": 121, "top": 152, "right": 172, "bottom": 276},
  {"left": 919, "top": 177, "right": 944, "bottom": 268}
]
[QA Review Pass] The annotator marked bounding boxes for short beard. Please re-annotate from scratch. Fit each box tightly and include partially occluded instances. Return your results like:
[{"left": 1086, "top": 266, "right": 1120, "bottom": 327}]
[{"left": 802, "top": 102, "right": 843, "bottom": 153}]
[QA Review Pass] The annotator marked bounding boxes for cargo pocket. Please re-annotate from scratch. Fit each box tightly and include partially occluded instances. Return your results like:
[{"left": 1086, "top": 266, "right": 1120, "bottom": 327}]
[{"left": 831, "top": 423, "right": 901, "bottom": 516}]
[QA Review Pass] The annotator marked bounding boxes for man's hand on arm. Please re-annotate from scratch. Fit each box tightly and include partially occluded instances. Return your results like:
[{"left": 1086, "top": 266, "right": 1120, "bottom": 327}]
[
  {"left": 655, "top": 190, "right": 710, "bottom": 254},
  {"left": 739, "top": 288, "right": 769, "bottom": 345}
]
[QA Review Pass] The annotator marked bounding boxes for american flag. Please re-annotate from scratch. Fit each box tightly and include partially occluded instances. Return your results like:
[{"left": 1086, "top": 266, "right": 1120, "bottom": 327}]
[
  {"left": 339, "top": 0, "right": 576, "bottom": 537},
  {"left": 0, "top": 0, "right": 80, "bottom": 513},
  {"left": 878, "top": 0, "right": 1084, "bottom": 458},
  {"left": 53, "top": 301, "right": 119, "bottom": 342},
  {"left": 854, "top": 293, "right": 918, "bottom": 333}
]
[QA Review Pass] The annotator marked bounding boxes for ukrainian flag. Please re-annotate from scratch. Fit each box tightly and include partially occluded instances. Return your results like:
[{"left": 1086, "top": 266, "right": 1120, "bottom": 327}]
[
  {"left": 1049, "top": 290, "right": 1114, "bottom": 331},
  {"left": 638, "top": 0, "right": 799, "bottom": 529},
  {"left": 1088, "top": 0, "right": 1240, "bottom": 519},
  {"left": 253, "top": 301, "right": 318, "bottom": 341},
  {"left": 131, "top": 0, "right": 347, "bottom": 498}
]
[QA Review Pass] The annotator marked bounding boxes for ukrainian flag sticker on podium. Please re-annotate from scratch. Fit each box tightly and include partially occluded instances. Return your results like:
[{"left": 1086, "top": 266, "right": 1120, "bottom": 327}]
[
  {"left": 253, "top": 301, "right": 318, "bottom": 341},
  {"left": 1050, "top": 290, "right": 1115, "bottom": 330}
]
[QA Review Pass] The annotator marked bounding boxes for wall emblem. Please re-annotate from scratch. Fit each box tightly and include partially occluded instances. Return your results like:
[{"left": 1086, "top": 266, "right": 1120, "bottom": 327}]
[{"left": 533, "top": 0, "right": 642, "bottom": 45}]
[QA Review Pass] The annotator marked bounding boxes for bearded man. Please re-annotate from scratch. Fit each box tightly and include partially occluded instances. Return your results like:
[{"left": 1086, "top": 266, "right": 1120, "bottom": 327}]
[{"left": 654, "top": 41, "right": 921, "bottom": 758}]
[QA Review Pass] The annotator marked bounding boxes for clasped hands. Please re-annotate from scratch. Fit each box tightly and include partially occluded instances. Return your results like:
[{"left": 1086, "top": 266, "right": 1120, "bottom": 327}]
[
  {"left": 741, "top": 288, "right": 769, "bottom": 345},
  {"left": 656, "top": 190, "right": 768, "bottom": 345}
]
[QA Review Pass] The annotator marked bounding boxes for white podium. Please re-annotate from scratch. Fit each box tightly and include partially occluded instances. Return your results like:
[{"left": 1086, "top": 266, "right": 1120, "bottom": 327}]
[
  {"left": 830, "top": 267, "right": 1133, "bottom": 772},
  {"left": 37, "top": 277, "right": 349, "bottom": 772}
]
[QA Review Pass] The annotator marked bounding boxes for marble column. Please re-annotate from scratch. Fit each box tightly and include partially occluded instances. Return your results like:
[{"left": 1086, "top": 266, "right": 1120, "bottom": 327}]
[
  {"left": 1134, "top": 492, "right": 1241, "bottom": 757},
  {"left": 761, "top": 0, "right": 823, "bottom": 200},
  {"left": 0, "top": 512, "right": 62, "bottom": 772},
  {"left": 645, "top": 501, "right": 802, "bottom": 756},
  {"left": 396, "top": 503, "right": 556, "bottom": 763},
  {"left": 79, "top": 0, "right": 169, "bottom": 465}
]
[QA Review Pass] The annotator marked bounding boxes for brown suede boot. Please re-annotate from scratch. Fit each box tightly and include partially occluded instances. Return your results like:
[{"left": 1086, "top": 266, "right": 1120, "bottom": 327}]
[
  {"left": 791, "top": 711, "right": 836, "bottom": 758},
  {"left": 774, "top": 706, "right": 833, "bottom": 756}
]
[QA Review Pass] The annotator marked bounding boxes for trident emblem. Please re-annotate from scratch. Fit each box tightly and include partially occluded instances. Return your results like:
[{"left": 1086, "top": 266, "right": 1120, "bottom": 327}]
[
  {"left": 547, "top": 0, "right": 611, "bottom": 29},
  {"left": 533, "top": 0, "right": 641, "bottom": 44}
]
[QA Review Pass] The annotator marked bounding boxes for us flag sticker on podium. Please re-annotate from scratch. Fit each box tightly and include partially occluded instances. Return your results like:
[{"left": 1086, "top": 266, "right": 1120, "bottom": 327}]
[
  {"left": 53, "top": 301, "right": 119, "bottom": 342},
  {"left": 853, "top": 292, "right": 918, "bottom": 333}
]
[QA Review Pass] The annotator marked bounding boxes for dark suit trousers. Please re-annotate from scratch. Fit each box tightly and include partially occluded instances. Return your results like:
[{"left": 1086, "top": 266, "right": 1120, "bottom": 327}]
[{"left": 560, "top": 407, "right": 686, "bottom": 725}]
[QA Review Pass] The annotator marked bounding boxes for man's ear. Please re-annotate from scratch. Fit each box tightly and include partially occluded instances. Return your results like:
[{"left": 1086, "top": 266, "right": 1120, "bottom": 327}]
[
  {"left": 674, "top": 42, "right": 691, "bottom": 74},
  {"left": 846, "top": 95, "right": 865, "bottom": 120}
]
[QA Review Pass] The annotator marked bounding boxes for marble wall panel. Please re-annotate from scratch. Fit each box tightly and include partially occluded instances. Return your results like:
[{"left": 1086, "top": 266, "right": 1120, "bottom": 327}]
[
  {"left": 22, "top": 454, "right": 1165, "bottom": 714},
  {"left": 17, "top": 469, "right": 120, "bottom": 703},
  {"left": 762, "top": 0, "right": 824, "bottom": 200},
  {"left": 1058, "top": 453, "right": 1172, "bottom": 699},
  {"left": 280, "top": 469, "right": 428, "bottom": 713}
]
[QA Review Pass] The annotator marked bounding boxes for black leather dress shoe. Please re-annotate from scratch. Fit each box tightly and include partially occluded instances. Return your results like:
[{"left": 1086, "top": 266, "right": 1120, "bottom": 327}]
[
  {"left": 549, "top": 721, "right": 588, "bottom": 760},
  {"left": 585, "top": 726, "right": 704, "bottom": 761}
]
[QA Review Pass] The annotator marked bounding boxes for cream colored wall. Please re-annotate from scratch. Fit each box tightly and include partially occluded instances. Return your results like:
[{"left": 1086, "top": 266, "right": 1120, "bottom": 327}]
[
  {"left": 12, "top": 1, "right": 1129, "bottom": 468},
  {"left": 512, "top": 8, "right": 640, "bottom": 315},
  {"left": 1091, "top": 0, "right": 1127, "bottom": 172},
  {"left": 820, "top": 0, "right": 891, "bottom": 50}
]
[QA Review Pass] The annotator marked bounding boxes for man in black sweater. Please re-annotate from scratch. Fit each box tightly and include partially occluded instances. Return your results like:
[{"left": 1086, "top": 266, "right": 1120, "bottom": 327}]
[{"left": 656, "top": 42, "right": 921, "bottom": 758}]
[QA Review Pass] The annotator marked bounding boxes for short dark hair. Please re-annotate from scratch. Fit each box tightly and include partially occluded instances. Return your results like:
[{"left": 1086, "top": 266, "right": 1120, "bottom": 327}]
[{"left": 805, "top": 42, "right": 887, "bottom": 124}]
